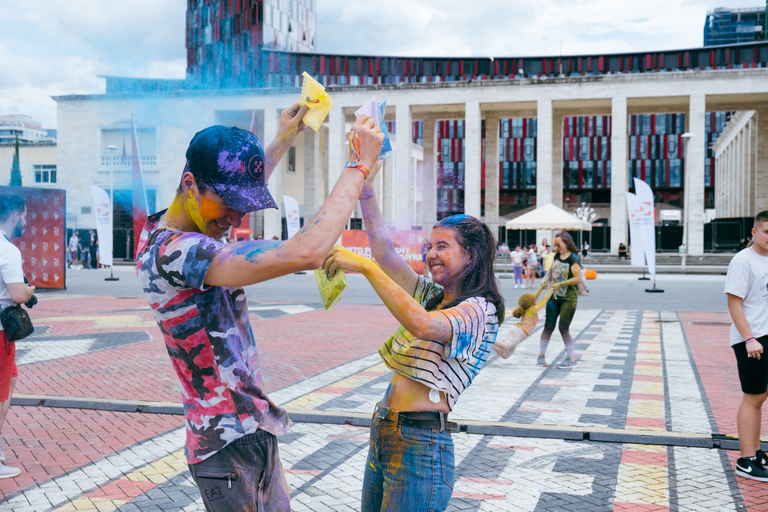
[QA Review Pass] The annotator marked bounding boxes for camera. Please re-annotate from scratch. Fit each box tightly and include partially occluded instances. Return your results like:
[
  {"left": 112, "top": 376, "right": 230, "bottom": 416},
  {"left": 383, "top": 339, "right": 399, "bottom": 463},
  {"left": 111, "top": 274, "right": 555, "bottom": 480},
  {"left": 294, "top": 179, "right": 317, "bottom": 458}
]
[{"left": 25, "top": 295, "right": 38, "bottom": 309}]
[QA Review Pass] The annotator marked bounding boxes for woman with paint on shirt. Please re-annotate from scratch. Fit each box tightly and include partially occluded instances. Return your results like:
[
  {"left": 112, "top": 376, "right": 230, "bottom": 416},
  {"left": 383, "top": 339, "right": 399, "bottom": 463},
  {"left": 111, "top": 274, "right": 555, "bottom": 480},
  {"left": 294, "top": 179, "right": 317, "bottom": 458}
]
[
  {"left": 494, "top": 285, "right": 553, "bottom": 359},
  {"left": 537, "top": 231, "right": 583, "bottom": 369},
  {"left": 322, "top": 182, "right": 504, "bottom": 511}
]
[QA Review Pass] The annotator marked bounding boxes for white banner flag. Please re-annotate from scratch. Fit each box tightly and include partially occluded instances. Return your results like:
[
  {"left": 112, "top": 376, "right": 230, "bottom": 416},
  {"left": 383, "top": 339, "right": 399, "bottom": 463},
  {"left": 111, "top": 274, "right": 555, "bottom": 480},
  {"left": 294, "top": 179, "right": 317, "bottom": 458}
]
[
  {"left": 91, "top": 185, "right": 113, "bottom": 268},
  {"left": 626, "top": 192, "right": 645, "bottom": 269},
  {"left": 282, "top": 195, "right": 301, "bottom": 239},
  {"left": 633, "top": 178, "right": 657, "bottom": 275}
]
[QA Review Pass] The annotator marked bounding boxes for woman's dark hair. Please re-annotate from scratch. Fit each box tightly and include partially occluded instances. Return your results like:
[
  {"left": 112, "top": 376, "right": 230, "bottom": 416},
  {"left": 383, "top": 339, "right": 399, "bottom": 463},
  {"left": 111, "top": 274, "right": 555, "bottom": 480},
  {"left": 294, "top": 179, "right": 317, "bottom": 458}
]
[
  {"left": 555, "top": 231, "right": 579, "bottom": 255},
  {"left": 0, "top": 194, "right": 26, "bottom": 223},
  {"left": 424, "top": 214, "right": 505, "bottom": 320}
]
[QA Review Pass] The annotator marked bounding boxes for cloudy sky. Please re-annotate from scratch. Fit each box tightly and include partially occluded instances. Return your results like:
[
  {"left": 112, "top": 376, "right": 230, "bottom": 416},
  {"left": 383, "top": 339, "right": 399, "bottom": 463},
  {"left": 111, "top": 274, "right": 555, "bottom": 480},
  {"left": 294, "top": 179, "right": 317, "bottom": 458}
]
[{"left": 0, "top": 0, "right": 762, "bottom": 128}]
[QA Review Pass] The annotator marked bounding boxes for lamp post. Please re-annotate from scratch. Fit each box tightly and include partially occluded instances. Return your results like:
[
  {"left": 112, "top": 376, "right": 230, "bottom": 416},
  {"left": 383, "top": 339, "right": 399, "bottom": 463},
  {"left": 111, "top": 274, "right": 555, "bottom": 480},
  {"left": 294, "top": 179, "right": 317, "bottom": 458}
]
[
  {"left": 104, "top": 145, "right": 119, "bottom": 281},
  {"left": 680, "top": 132, "right": 695, "bottom": 271}
]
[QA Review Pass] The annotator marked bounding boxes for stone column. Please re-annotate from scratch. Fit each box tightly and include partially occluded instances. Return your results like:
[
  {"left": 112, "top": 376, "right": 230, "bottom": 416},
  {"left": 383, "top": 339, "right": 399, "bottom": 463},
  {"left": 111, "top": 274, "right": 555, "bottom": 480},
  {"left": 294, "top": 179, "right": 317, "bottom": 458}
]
[
  {"left": 484, "top": 115, "right": 500, "bottom": 236},
  {"left": 686, "top": 94, "right": 706, "bottom": 256},
  {"left": 395, "top": 103, "right": 413, "bottom": 229},
  {"left": 535, "top": 99, "right": 555, "bottom": 243},
  {"left": 756, "top": 110, "right": 768, "bottom": 213},
  {"left": 464, "top": 101, "right": 482, "bottom": 218},
  {"left": 303, "top": 129, "right": 321, "bottom": 218},
  {"left": 263, "top": 106, "right": 282, "bottom": 240},
  {"left": 610, "top": 96, "right": 628, "bottom": 254},
  {"left": 420, "top": 119, "right": 437, "bottom": 230}
]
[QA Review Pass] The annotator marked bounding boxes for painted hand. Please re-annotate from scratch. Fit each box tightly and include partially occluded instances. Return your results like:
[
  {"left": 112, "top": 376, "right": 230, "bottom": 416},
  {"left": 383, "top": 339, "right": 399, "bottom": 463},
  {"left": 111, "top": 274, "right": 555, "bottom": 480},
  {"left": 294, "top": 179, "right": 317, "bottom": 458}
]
[
  {"left": 350, "top": 115, "right": 384, "bottom": 171},
  {"left": 322, "top": 245, "right": 370, "bottom": 276},
  {"left": 277, "top": 103, "right": 309, "bottom": 145},
  {"left": 551, "top": 282, "right": 562, "bottom": 290}
]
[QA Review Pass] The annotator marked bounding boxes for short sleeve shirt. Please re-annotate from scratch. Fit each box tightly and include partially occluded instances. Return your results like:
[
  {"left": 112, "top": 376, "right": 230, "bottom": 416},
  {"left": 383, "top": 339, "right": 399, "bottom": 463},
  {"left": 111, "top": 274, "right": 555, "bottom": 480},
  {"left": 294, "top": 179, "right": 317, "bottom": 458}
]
[
  {"left": 550, "top": 253, "right": 580, "bottom": 300},
  {"left": 724, "top": 247, "right": 768, "bottom": 346},
  {"left": 378, "top": 277, "right": 499, "bottom": 410},
  {"left": 136, "top": 211, "right": 290, "bottom": 464},
  {"left": 511, "top": 251, "right": 524, "bottom": 266},
  {"left": 0, "top": 231, "right": 24, "bottom": 313}
]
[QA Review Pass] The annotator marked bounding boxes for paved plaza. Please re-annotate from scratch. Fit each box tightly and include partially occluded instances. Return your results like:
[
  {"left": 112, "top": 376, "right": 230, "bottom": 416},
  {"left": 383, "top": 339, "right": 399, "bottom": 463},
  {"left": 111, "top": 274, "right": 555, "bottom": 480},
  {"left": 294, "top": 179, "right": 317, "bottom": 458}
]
[{"left": 0, "top": 268, "right": 765, "bottom": 511}]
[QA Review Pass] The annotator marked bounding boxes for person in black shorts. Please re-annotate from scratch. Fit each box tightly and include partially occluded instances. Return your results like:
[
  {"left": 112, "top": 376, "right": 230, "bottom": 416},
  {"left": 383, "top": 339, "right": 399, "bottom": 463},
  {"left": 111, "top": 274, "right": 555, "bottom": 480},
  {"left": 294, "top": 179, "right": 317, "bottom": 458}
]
[{"left": 725, "top": 210, "right": 768, "bottom": 481}]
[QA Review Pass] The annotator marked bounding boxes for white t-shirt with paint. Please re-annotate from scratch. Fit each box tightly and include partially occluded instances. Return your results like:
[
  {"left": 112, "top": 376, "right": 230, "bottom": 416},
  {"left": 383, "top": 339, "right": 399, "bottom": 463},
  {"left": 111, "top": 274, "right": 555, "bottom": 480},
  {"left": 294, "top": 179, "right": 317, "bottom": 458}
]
[
  {"left": 724, "top": 247, "right": 768, "bottom": 346},
  {"left": 0, "top": 230, "right": 24, "bottom": 314}
]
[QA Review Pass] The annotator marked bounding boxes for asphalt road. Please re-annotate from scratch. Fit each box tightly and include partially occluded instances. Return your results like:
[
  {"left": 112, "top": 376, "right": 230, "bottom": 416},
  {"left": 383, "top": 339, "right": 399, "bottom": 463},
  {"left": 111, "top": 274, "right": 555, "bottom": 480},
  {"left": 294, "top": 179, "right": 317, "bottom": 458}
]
[{"left": 53, "top": 264, "right": 728, "bottom": 313}]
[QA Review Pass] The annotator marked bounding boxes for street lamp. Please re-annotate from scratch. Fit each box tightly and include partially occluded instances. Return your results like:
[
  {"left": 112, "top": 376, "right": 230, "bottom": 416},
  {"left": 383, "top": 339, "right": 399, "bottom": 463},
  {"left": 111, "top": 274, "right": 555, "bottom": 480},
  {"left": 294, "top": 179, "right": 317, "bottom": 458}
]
[
  {"left": 680, "top": 132, "right": 695, "bottom": 270},
  {"left": 104, "top": 145, "right": 119, "bottom": 281}
]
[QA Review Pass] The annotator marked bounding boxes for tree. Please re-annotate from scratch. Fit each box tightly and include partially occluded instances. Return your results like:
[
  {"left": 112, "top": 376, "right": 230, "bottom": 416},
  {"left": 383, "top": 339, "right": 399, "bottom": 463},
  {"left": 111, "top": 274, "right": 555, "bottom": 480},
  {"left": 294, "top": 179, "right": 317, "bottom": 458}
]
[{"left": 9, "top": 135, "right": 22, "bottom": 187}]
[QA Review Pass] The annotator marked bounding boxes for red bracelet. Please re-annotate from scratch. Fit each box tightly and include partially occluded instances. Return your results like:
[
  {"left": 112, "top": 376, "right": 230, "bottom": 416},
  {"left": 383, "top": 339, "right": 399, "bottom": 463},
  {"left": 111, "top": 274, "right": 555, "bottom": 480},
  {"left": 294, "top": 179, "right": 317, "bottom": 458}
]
[{"left": 345, "top": 161, "right": 370, "bottom": 179}]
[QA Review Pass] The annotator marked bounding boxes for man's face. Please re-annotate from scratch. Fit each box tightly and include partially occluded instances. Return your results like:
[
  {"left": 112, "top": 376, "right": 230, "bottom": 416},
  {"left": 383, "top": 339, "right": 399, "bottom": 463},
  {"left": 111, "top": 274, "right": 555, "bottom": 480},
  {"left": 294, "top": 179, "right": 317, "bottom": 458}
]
[
  {"left": 12, "top": 208, "right": 26, "bottom": 238},
  {"left": 188, "top": 189, "right": 245, "bottom": 239},
  {"left": 752, "top": 220, "right": 768, "bottom": 254}
]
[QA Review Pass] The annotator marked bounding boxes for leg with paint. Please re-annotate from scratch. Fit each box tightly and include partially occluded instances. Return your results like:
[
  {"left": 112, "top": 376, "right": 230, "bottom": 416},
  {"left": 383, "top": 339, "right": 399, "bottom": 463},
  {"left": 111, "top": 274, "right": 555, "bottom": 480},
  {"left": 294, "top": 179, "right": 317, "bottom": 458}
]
[
  {"left": 538, "top": 299, "right": 560, "bottom": 367},
  {"left": 555, "top": 300, "right": 578, "bottom": 369}
]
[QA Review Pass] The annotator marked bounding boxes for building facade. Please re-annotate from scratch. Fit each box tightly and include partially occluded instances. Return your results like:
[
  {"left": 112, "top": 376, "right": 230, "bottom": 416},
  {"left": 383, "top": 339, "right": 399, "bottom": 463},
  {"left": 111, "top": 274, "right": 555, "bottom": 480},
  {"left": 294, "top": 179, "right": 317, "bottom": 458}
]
[
  {"left": 0, "top": 115, "right": 51, "bottom": 144},
  {"left": 704, "top": 7, "right": 766, "bottom": 46}
]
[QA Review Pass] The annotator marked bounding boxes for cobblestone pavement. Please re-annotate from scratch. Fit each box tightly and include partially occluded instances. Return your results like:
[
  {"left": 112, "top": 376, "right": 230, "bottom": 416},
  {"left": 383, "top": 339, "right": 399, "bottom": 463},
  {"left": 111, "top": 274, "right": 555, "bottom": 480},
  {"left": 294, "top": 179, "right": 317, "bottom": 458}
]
[{"left": 0, "top": 288, "right": 766, "bottom": 511}]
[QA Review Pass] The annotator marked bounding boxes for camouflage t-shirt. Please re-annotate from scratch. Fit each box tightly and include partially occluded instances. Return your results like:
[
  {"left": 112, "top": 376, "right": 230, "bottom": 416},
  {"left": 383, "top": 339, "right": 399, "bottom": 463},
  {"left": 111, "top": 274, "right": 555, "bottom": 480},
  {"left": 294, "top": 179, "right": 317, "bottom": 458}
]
[{"left": 136, "top": 211, "right": 289, "bottom": 464}]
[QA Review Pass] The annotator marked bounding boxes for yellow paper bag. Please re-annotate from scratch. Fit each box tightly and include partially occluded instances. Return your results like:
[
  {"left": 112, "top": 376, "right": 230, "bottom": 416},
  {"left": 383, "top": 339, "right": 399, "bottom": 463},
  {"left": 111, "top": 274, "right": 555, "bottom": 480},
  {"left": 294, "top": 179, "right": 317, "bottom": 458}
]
[
  {"left": 314, "top": 268, "right": 347, "bottom": 311},
  {"left": 300, "top": 72, "right": 332, "bottom": 132}
]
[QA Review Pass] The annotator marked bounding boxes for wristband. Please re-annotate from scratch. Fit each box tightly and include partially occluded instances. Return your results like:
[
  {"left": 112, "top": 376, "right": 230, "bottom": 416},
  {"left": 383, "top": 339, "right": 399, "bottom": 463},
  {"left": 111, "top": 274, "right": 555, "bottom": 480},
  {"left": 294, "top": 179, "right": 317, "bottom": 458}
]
[
  {"left": 746, "top": 337, "right": 757, "bottom": 344},
  {"left": 359, "top": 189, "right": 375, "bottom": 200},
  {"left": 345, "top": 161, "right": 370, "bottom": 179}
]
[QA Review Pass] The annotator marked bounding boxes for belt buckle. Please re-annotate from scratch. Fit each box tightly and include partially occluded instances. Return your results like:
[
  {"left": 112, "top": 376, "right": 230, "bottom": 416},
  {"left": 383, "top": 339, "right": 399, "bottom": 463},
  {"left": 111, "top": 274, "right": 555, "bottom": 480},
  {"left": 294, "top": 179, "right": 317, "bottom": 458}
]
[{"left": 374, "top": 403, "right": 390, "bottom": 421}]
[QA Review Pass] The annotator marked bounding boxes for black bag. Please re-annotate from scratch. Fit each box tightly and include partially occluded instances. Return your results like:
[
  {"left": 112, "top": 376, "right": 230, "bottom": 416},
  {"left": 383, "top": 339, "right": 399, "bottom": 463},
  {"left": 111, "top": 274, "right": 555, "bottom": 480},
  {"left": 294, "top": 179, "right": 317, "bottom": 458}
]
[{"left": 0, "top": 304, "right": 34, "bottom": 342}]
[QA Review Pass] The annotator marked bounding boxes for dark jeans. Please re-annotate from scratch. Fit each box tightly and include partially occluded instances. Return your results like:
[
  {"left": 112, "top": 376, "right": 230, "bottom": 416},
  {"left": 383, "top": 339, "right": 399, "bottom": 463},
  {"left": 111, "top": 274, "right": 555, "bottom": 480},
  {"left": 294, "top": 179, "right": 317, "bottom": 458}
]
[
  {"left": 539, "top": 298, "right": 578, "bottom": 358},
  {"left": 189, "top": 429, "right": 290, "bottom": 512},
  {"left": 362, "top": 405, "right": 455, "bottom": 512}
]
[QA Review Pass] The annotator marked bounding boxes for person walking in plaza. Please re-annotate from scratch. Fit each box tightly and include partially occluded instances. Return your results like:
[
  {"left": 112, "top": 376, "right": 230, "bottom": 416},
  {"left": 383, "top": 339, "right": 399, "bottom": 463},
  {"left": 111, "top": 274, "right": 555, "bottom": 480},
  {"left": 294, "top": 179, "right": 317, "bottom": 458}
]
[
  {"left": 525, "top": 244, "right": 539, "bottom": 289},
  {"left": 136, "top": 106, "right": 384, "bottom": 511},
  {"left": 494, "top": 285, "right": 553, "bottom": 358},
  {"left": 725, "top": 210, "right": 768, "bottom": 481},
  {"left": 511, "top": 244, "right": 525, "bottom": 288},
  {"left": 89, "top": 230, "right": 99, "bottom": 268},
  {"left": 0, "top": 194, "right": 35, "bottom": 479},
  {"left": 68, "top": 231, "right": 82, "bottom": 269},
  {"left": 323, "top": 188, "right": 504, "bottom": 510},
  {"left": 537, "top": 231, "right": 583, "bottom": 369}
]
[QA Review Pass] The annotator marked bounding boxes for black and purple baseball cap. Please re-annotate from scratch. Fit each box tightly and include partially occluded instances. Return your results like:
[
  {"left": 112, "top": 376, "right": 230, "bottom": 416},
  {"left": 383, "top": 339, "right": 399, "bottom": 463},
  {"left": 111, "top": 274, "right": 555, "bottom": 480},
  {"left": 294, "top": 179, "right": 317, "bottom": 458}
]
[{"left": 185, "top": 125, "right": 277, "bottom": 213}]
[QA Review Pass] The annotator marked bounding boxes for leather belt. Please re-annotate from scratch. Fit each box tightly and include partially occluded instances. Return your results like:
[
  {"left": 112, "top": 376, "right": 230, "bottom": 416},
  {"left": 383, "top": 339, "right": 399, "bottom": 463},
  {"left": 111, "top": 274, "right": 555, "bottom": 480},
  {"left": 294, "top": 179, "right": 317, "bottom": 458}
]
[{"left": 372, "top": 403, "right": 458, "bottom": 432}]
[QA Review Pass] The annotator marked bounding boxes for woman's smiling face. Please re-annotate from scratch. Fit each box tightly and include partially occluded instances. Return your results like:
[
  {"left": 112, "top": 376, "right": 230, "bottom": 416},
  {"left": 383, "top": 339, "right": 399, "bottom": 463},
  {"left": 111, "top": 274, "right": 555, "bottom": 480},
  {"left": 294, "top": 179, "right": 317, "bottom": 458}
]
[{"left": 426, "top": 227, "right": 469, "bottom": 286}]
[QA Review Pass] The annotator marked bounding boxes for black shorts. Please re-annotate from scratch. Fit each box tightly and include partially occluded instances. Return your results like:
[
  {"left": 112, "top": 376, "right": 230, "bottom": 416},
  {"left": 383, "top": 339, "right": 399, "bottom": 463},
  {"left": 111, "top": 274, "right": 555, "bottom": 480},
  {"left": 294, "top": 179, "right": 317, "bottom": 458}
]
[{"left": 733, "top": 334, "right": 768, "bottom": 395}]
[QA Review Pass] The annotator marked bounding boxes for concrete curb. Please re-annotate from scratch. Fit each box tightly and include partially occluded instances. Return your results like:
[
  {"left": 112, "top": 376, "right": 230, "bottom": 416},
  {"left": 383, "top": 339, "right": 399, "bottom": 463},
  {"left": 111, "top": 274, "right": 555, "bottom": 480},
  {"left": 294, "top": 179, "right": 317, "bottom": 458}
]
[{"left": 12, "top": 394, "right": 756, "bottom": 450}]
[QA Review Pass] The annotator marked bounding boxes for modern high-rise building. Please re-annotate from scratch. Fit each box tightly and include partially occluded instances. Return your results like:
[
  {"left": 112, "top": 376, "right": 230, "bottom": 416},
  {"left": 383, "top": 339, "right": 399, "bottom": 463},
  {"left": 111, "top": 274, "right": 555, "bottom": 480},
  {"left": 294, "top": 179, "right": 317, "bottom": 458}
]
[
  {"left": 704, "top": 7, "right": 766, "bottom": 46},
  {"left": 185, "top": 0, "right": 317, "bottom": 88}
]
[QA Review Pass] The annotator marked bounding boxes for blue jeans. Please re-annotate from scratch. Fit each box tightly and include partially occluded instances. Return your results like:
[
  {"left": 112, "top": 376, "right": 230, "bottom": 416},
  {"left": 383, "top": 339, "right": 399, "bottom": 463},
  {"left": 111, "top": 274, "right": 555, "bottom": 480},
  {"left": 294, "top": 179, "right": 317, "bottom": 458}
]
[
  {"left": 513, "top": 265, "right": 523, "bottom": 285},
  {"left": 362, "top": 407, "right": 455, "bottom": 512}
]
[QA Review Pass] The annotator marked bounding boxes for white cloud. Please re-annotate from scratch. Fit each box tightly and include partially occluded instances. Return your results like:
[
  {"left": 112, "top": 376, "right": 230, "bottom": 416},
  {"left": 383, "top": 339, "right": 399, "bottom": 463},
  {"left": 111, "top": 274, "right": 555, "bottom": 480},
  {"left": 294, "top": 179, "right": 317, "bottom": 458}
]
[{"left": 1, "top": 0, "right": 764, "bottom": 127}]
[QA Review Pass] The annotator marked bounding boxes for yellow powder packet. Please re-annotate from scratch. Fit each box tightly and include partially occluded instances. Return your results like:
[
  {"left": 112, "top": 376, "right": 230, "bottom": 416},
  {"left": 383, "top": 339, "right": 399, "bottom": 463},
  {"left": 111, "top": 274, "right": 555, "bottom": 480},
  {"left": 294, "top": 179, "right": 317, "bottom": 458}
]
[
  {"left": 300, "top": 72, "right": 332, "bottom": 132},
  {"left": 314, "top": 268, "right": 347, "bottom": 311}
]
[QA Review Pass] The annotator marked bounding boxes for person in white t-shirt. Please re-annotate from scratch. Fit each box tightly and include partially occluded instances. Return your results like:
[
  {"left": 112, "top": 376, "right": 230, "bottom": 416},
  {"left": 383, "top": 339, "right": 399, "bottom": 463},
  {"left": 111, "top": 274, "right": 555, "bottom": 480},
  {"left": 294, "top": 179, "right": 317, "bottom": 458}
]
[
  {"left": 0, "top": 194, "right": 35, "bottom": 479},
  {"left": 725, "top": 210, "right": 768, "bottom": 482}
]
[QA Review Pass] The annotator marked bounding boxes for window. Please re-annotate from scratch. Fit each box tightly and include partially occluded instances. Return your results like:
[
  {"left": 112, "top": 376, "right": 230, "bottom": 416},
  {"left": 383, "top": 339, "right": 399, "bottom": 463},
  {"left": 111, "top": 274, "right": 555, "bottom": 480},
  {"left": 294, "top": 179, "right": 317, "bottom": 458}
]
[
  {"left": 287, "top": 147, "right": 296, "bottom": 173},
  {"left": 34, "top": 165, "right": 57, "bottom": 183}
]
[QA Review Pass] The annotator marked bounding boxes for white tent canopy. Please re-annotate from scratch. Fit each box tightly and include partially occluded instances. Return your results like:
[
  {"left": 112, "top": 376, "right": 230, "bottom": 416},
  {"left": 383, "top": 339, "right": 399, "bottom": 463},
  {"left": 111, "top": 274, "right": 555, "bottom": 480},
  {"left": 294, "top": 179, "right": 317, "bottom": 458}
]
[{"left": 505, "top": 203, "right": 592, "bottom": 231}]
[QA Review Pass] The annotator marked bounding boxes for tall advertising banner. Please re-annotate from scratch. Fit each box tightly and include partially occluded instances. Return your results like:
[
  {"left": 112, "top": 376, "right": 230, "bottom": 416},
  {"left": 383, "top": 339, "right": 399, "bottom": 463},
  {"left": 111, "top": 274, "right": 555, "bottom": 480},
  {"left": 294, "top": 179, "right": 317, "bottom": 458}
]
[
  {"left": 282, "top": 195, "right": 301, "bottom": 239},
  {"left": 633, "top": 178, "right": 657, "bottom": 275},
  {"left": 131, "top": 116, "right": 149, "bottom": 258},
  {"left": 0, "top": 186, "right": 66, "bottom": 289},
  {"left": 342, "top": 230, "right": 427, "bottom": 274},
  {"left": 91, "top": 185, "right": 113, "bottom": 268},
  {"left": 626, "top": 192, "right": 646, "bottom": 269}
]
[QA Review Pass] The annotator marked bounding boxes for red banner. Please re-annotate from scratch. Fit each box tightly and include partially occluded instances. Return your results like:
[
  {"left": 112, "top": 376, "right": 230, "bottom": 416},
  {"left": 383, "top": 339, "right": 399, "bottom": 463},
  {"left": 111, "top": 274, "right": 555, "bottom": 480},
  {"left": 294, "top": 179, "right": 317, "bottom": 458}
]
[
  {"left": 341, "top": 230, "right": 427, "bottom": 274},
  {"left": 0, "top": 187, "right": 66, "bottom": 289}
]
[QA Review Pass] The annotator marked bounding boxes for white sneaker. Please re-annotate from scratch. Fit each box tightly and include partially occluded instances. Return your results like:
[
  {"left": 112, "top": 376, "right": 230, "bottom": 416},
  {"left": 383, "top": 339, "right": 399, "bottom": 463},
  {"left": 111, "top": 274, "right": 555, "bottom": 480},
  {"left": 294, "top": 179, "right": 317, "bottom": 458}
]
[{"left": 0, "top": 463, "right": 20, "bottom": 479}]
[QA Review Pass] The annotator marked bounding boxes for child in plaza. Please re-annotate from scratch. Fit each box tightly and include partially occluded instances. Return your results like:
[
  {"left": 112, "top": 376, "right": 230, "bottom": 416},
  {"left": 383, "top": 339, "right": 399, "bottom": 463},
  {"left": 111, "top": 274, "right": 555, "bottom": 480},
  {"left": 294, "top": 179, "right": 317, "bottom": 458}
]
[
  {"left": 537, "top": 231, "right": 583, "bottom": 369},
  {"left": 322, "top": 184, "right": 503, "bottom": 510},
  {"left": 136, "top": 105, "right": 384, "bottom": 511},
  {"left": 494, "top": 285, "right": 553, "bottom": 359},
  {"left": 725, "top": 210, "right": 768, "bottom": 482}
]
